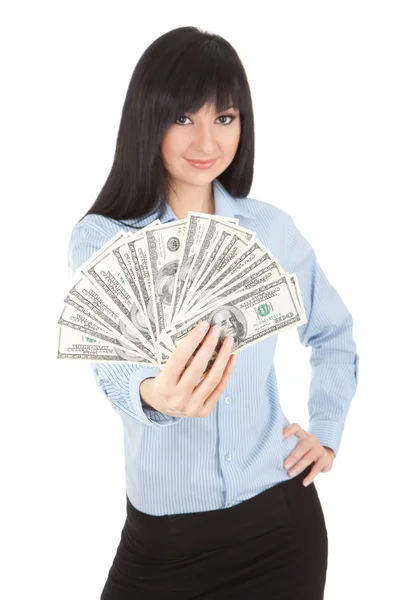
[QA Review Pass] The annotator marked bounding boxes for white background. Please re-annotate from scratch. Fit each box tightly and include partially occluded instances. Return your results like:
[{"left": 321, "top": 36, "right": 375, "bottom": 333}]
[{"left": 2, "top": 1, "right": 399, "bottom": 598}]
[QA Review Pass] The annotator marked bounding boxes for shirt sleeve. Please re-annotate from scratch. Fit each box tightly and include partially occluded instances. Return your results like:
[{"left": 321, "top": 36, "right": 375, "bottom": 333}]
[
  {"left": 284, "top": 214, "right": 359, "bottom": 457},
  {"left": 67, "top": 220, "right": 182, "bottom": 428}
]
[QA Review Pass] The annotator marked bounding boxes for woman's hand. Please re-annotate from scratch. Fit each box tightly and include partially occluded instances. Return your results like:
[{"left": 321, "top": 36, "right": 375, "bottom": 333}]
[
  {"left": 147, "top": 321, "right": 236, "bottom": 418},
  {"left": 282, "top": 422, "right": 336, "bottom": 487}
]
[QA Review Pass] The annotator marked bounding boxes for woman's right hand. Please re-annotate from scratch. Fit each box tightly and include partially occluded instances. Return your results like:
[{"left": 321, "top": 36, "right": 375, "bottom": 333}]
[{"left": 145, "top": 321, "right": 237, "bottom": 418}]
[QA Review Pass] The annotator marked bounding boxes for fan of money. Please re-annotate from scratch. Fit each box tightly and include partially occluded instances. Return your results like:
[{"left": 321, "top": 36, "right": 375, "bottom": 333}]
[{"left": 57, "top": 211, "right": 307, "bottom": 370}]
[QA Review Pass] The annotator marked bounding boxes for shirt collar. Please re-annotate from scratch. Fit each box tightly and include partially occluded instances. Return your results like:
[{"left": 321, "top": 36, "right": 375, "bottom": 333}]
[{"left": 158, "top": 178, "right": 256, "bottom": 223}]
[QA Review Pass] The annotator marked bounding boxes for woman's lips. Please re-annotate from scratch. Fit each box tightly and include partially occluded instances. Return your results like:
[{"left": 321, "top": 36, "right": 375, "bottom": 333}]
[{"left": 184, "top": 158, "right": 217, "bottom": 169}]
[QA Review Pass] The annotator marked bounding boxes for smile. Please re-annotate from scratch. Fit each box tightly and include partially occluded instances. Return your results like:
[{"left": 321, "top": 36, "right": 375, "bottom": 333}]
[{"left": 184, "top": 158, "right": 217, "bottom": 169}]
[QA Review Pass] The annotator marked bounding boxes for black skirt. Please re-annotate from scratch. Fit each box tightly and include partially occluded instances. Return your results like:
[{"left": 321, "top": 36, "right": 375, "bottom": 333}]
[{"left": 100, "top": 464, "right": 328, "bottom": 599}]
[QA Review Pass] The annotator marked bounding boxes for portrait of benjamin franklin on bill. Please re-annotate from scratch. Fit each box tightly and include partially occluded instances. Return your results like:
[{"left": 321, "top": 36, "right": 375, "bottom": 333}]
[{"left": 209, "top": 305, "right": 246, "bottom": 352}]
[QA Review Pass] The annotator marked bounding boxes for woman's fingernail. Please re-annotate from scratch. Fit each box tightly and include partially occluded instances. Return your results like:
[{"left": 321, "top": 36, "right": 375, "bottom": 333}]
[{"left": 212, "top": 325, "right": 221, "bottom": 337}]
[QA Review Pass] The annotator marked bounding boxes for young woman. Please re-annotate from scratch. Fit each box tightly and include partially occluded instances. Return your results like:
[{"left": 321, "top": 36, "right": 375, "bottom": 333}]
[{"left": 68, "top": 26, "right": 359, "bottom": 600}]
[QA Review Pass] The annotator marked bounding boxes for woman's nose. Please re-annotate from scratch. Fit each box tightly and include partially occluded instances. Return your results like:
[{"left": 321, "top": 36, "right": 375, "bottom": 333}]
[{"left": 193, "top": 123, "right": 218, "bottom": 151}]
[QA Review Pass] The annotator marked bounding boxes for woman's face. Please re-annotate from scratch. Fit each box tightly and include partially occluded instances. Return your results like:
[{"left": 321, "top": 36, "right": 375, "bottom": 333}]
[{"left": 160, "top": 99, "right": 241, "bottom": 186}]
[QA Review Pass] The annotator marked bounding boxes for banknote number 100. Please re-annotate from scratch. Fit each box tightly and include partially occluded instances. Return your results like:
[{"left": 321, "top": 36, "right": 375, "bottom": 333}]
[{"left": 274, "top": 312, "right": 294, "bottom": 324}]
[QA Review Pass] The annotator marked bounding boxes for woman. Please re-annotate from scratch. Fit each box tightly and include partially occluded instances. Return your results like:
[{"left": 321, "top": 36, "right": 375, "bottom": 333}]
[{"left": 68, "top": 26, "right": 359, "bottom": 599}]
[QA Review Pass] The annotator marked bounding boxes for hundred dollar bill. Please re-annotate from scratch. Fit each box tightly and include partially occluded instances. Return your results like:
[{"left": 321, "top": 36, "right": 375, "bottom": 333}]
[
  {"left": 112, "top": 220, "right": 172, "bottom": 365},
  {"left": 58, "top": 305, "right": 144, "bottom": 355},
  {"left": 67, "top": 276, "right": 157, "bottom": 362},
  {"left": 155, "top": 270, "right": 305, "bottom": 362},
  {"left": 144, "top": 219, "right": 187, "bottom": 339},
  {"left": 79, "top": 234, "right": 156, "bottom": 358},
  {"left": 61, "top": 296, "right": 141, "bottom": 353},
  {"left": 156, "top": 259, "right": 290, "bottom": 356},
  {"left": 127, "top": 223, "right": 177, "bottom": 364},
  {"left": 119, "top": 220, "right": 161, "bottom": 326},
  {"left": 168, "top": 212, "right": 238, "bottom": 326},
  {"left": 183, "top": 258, "right": 285, "bottom": 320},
  {"left": 179, "top": 223, "right": 255, "bottom": 316},
  {"left": 112, "top": 220, "right": 163, "bottom": 360},
  {"left": 160, "top": 273, "right": 307, "bottom": 370},
  {"left": 108, "top": 235, "right": 161, "bottom": 355},
  {"left": 56, "top": 326, "right": 156, "bottom": 365},
  {"left": 175, "top": 217, "right": 252, "bottom": 319},
  {"left": 186, "top": 251, "right": 281, "bottom": 318},
  {"left": 197, "top": 267, "right": 304, "bottom": 328},
  {"left": 61, "top": 297, "right": 157, "bottom": 364},
  {"left": 113, "top": 237, "right": 153, "bottom": 331},
  {"left": 190, "top": 230, "right": 255, "bottom": 296},
  {"left": 184, "top": 239, "right": 274, "bottom": 315}
]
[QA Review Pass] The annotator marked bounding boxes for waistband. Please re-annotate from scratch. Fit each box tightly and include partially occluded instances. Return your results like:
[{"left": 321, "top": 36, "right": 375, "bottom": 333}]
[{"left": 123, "top": 464, "right": 314, "bottom": 558}]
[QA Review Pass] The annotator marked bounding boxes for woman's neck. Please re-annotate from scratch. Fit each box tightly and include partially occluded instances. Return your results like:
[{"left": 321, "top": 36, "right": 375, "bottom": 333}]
[{"left": 167, "top": 182, "right": 215, "bottom": 220}]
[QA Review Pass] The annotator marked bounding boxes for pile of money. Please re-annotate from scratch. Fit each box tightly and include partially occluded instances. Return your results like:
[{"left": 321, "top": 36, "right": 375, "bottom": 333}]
[{"left": 57, "top": 212, "right": 307, "bottom": 370}]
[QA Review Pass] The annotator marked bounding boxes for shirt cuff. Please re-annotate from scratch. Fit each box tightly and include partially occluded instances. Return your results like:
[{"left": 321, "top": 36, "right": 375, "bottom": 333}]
[
  {"left": 307, "top": 420, "right": 343, "bottom": 457},
  {"left": 129, "top": 366, "right": 183, "bottom": 427}
]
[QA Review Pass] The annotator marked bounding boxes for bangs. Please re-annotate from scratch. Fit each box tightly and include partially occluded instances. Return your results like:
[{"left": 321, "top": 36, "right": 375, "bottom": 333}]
[{"left": 159, "top": 41, "right": 245, "bottom": 120}]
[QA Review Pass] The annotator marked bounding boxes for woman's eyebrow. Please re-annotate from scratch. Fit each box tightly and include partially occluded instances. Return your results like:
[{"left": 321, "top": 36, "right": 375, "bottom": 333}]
[
  {"left": 186, "top": 105, "right": 237, "bottom": 115},
  {"left": 218, "top": 105, "right": 236, "bottom": 112}
]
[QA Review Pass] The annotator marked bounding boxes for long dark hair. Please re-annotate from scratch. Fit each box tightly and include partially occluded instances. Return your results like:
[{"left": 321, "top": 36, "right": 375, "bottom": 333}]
[{"left": 79, "top": 26, "right": 255, "bottom": 229}]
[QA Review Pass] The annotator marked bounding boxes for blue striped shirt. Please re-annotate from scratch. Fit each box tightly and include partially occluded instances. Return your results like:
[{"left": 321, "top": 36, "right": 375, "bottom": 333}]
[{"left": 67, "top": 178, "right": 359, "bottom": 516}]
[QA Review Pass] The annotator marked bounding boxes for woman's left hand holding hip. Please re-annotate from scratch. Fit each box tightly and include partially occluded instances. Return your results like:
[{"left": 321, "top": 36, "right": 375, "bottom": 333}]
[{"left": 282, "top": 422, "right": 336, "bottom": 487}]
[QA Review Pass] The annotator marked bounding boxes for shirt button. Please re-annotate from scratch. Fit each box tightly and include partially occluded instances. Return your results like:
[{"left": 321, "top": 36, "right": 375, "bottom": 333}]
[
  {"left": 225, "top": 397, "right": 231, "bottom": 404},
  {"left": 225, "top": 453, "right": 232, "bottom": 461}
]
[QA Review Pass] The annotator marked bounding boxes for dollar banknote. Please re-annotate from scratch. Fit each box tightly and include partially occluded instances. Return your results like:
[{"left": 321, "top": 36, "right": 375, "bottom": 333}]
[
  {"left": 169, "top": 212, "right": 238, "bottom": 324},
  {"left": 177, "top": 219, "right": 255, "bottom": 318},
  {"left": 57, "top": 325, "right": 157, "bottom": 365},
  {"left": 159, "top": 273, "right": 307, "bottom": 371},
  {"left": 58, "top": 214, "right": 307, "bottom": 369}
]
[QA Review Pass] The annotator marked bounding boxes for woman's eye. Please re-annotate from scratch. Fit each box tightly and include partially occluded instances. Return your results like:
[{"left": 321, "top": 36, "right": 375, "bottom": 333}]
[
  {"left": 218, "top": 115, "right": 235, "bottom": 125},
  {"left": 174, "top": 115, "right": 236, "bottom": 125},
  {"left": 175, "top": 116, "right": 191, "bottom": 125}
]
